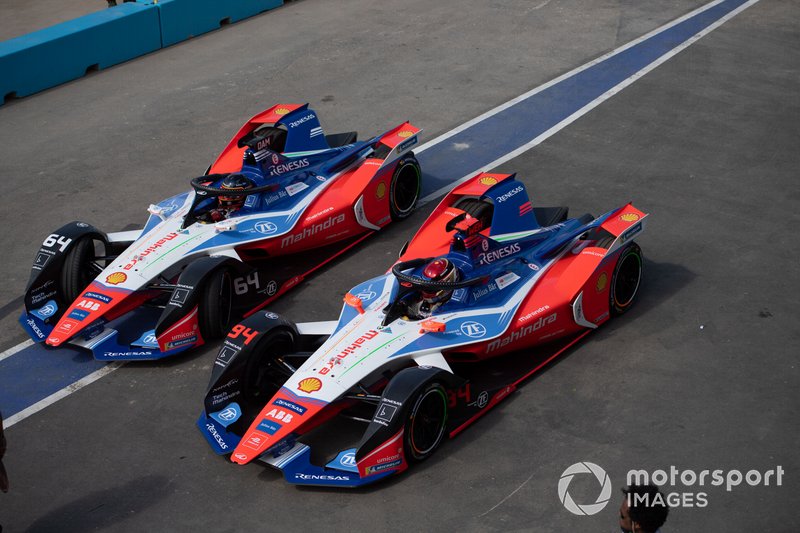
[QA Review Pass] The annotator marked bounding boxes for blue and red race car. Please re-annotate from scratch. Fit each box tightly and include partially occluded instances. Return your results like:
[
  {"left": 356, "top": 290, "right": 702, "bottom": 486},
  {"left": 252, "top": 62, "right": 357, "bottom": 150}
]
[
  {"left": 19, "top": 104, "right": 422, "bottom": 360},
  {"left": 198, "top": 171, "right": 647, "bottom": 487}
]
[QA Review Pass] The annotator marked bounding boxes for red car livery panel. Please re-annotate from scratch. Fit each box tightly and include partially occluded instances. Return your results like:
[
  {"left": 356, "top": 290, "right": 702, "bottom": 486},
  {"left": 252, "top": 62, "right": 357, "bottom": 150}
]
[
  {"left": 20, "top": 104, "right": 422, "bottom": 361},
  {"left": 197, "top": 171, "right": 648, "bottom": 487}
]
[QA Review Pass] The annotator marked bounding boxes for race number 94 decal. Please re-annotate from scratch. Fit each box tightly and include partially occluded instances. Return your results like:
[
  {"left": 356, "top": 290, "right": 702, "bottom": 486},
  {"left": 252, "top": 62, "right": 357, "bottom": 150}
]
[{"left": 227, "top": 324, "right": 258, "bottom": 345}]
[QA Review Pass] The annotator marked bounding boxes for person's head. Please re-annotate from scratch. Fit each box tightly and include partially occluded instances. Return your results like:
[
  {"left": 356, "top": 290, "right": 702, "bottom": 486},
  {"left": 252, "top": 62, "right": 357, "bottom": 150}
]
[
  {"left": 219, "top": 173, "right": 254, "bottom": 210},
  {"left": 619, "top": 484, "right": 669, "bottom": 533},
  {"left": 421, "top": 258, "right": 460, "bottom": 309}
]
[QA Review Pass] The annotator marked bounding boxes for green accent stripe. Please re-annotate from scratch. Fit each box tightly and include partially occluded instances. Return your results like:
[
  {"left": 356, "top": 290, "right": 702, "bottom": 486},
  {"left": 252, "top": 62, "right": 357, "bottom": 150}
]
[
  {"left": 492, "top": 229, "right": 541, "bottom": 242},
  {"left": 141, "top": 233, "right": 206, "bottom": 271},
  {"left": 338, "top": 332, "right": 405, "bottom": 378}
]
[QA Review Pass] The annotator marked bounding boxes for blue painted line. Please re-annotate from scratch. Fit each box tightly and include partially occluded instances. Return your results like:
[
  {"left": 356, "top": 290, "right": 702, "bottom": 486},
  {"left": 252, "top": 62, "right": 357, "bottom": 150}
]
[
  {"left": 0, "top": 343, "right": 106, "bottom": 416},
  {"left": 0, "top": 0, "right": 755, "bottom": 421},
  {"left": 416, "top": 0, "right": 753, "bottom": 198}
]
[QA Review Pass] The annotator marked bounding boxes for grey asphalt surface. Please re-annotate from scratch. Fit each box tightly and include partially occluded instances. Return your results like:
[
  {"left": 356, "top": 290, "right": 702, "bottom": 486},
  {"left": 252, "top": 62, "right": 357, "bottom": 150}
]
[
  {"left": 1, "top": 0, "right": 799, "bottom": 531},
  {"left": 1, "top": 0, "right": 105, "bottom": 42}
]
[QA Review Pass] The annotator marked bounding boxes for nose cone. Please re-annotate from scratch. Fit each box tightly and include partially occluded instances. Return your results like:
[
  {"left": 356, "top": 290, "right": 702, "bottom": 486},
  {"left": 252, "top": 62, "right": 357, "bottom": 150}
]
[
  {"left": 230, "top": 387, "right": 327, "bottom": 465},
  {"left": 45, "top": 283, "right": 128, "bottom": 346}
]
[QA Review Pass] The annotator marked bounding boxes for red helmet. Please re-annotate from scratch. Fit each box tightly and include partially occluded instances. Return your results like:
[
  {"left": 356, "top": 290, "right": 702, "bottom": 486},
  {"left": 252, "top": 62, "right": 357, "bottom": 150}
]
[
  {"left": 219, "top": 173, "right": 254, "bottom": 209},
  {"left": 421, "top": 258, "right": 460, "bottom": 303}
]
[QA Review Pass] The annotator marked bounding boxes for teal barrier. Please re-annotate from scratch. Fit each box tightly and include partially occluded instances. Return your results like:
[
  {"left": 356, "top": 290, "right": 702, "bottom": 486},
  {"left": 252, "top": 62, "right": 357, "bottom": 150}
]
[
  {"left": 0, "top": 0, "right": 284, "bottom": 106},
  {"left": 153, "top": 0, "right": 284, "bottom": 47},
  {"left": 0, "top": 3, "right": 161, "bottom": 102}
]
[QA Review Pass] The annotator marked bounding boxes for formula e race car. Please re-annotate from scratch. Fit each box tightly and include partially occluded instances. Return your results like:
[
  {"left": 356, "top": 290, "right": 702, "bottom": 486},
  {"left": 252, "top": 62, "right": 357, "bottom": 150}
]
[
  {"left": 197, "top": 171, "right": 647, "bottom": 487},
  {"left": 19, "top": 104, "right": 422, "bottom": 360}
]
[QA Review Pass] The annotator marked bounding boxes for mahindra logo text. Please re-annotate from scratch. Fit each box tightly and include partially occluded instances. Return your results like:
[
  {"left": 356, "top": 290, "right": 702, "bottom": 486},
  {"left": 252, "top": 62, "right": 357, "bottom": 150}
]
[
  {"left": 281, "top": 214, "right": 345, "bottom": 248},
  {"left": 124, "top": 232, "right": 180, "bottom": 270},
  {"left": 318, "top": 330, "right": 379, "bottom": 375},
  {"left": 486, "top": 313, "right": 557, "bottom": 353}
]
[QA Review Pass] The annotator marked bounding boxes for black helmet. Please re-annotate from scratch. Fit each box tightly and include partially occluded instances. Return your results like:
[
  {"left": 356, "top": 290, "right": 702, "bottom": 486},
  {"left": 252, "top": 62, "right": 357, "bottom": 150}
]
[{"left": 219, "top": 173, "right": 254, "bottom": 209}]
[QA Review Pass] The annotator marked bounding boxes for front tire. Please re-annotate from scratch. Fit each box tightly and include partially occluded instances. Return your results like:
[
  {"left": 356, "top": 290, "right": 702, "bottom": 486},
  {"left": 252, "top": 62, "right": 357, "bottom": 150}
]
[
  {"left": 610, "top": 243, "right": 643, "bottom": 316},
  {"left": 198, "top": 268, "right": 233, "bottom": 339},
  {"left": 389, "top": 156, "right": 421, "bottom": 221},
  {"left": 242, "top": 329, "right": 296, "bottom": 403},
  {"left": 60, "top": 236, "right": 102, "bottom": 302},
  {"left": 404, "top": 382, "right": 448, "bottom": 463}
]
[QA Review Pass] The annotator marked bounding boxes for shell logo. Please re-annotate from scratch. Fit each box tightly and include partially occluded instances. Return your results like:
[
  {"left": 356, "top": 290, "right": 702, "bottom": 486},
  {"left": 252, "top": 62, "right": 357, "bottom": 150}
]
[
  {"left": 275, "top": 107, "right": 291, "bottom": 116},
  {"left": 375, "top": 182, "right": 387, "bottom": 200},
  {"left": 298, "top": 377, "right": 322, "bottom": 394},
  {"left": 596, "top": 272, "right": 608, "bottom": 292},
  {"left": 619, "top": 213, "right": 640, "bottom": 222},
  {"left": 397, "top": 130, "right": 414, "bottom": 138},
  {"left": 479, "top": 176, "right": 498, "bottom": 186},
  {"left": 106, "top": 272, "right": 127, "bottom": 285}
]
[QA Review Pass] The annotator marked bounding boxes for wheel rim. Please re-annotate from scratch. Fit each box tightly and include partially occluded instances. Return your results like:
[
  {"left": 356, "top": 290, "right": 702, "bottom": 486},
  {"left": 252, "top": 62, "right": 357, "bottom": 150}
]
[
  {"left": 614, "top": 251, "right": 642, "bottom": 309},
  {"left": 392, "top": 163, "right": 420, "bottom": 216},
  {"left": 409, "top": 387, "right": 447, "bottom": 458}
]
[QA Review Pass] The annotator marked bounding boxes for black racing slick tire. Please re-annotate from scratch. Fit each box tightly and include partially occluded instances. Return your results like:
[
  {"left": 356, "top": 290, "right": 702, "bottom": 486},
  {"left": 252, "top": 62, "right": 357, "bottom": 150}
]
[
  {"left": 60, "top": 236, "right": 101, "bottom": 303},
  {"left": 243, "top": 329, "right": 297, "bottom": 404},
  {"left": 453, "top": 197, "right": 494, "bottom": 229},
  {"left": 610, "top": 243, "right": 643, "bottom": 316},
  {"left": 389, "top": 157, "right": 421, "bottom": 221},
  {"left": 198, "top": 268, "right": 234, "bottom": 339},
  {"left": 404, "top": 382, "right": 448, "bottom": 463}
]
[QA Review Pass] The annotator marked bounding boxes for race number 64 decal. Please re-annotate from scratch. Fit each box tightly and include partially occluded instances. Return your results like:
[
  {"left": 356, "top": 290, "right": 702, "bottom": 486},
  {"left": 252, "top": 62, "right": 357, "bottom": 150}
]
[
  {"left": 233, "top": 272, "right": 260, "bottom": 295},
  {"left": 43, "top": 234, "right": 72, "bottom": 252}
]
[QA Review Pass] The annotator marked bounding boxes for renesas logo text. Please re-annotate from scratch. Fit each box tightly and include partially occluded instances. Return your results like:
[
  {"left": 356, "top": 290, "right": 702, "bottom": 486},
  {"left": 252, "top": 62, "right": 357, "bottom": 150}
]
[
  {"left": 26, "top": 319, "right": 45, "bottom": 339},
  {"left": 124, "top": 232, "right": 180, "bottom": 270},
  {"left": 496, "top": 185, "right": 524, "bottom": 203},
  {"left": 288, "top": 113, "right": 315, "bottom": 128},
  {"left": 486, "top": 312, "right": 557, "bottom": 353},
  {"left": 295, "top": 473, "right": 351, "bottom": 482},
  {"left": 205, "top": 423, "right": 228, "bottom": 450},
  {"left": 269, "top": 158, "right": 310, "bottom": 177},
  {"left": 478, "top": 242, "right": 521, "bottom": 265},
  {"left": 273, "top": 398, "right": 307, "bottom": 415},
  {"left": 84, "top": 292, "right": 112, "bottom": 304},
  {"left": 319, "top": 330, "right": 379, "bottom": 375},
  {"left": 282, "top": 214, "right": 345, "bottom": 248}
]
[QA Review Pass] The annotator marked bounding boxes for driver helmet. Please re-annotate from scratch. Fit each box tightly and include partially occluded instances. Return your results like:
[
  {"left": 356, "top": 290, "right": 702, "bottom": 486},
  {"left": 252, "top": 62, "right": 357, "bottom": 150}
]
[
  {"left": 219, "top": 173, "right": 254, "bottom": 209},
  {"left": 421, "top": 258, "right": 460, "bottom": 305}
]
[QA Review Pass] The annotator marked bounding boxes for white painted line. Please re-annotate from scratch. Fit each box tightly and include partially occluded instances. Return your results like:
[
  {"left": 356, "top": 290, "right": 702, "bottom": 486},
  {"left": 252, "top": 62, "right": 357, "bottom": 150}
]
[
  {"left": 0, "top": 0, "right": 759, "bottom": 427},
  {"left": 4, "top": 362, "right": 124, "bottom": 428},
  {"left": 416, "top": 0, "right": 760, "bottom": 204},
  {"left": 0, "top": 339, "right": 35, "bottom": 363}
]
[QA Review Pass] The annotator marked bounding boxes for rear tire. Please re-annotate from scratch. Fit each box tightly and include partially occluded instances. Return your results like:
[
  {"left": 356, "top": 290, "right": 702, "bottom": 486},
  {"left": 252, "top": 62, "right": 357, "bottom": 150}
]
[
  {"left": 60, "top": 236, "right": 101, "bottom": 302},
  {"left": 453, "top": 197, "right": 494, "bottom": 229},
  {"left": 403, "top": 382, "right": 448, "bottom": 463},
  {"left": 242, "top": 329, "right": 296, "bottom": 403},
  {"left": 199, "top": 268, "right": 233, "bottom": 339},
  {"left": 389, "top": 157, "right": 421, "bottom": 221},
  {"left": 610, "top": 243, "right": 643, "bottom": 316}
]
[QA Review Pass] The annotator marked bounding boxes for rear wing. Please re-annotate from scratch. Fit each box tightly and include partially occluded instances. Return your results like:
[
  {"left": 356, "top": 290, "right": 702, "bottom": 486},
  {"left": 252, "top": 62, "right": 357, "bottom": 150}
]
[
  {"left": 603, "top": 204, "right": 648, "bottom": 255},
  {"left": 374, "top": 122, "right": 421, "bottom": 169}
]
